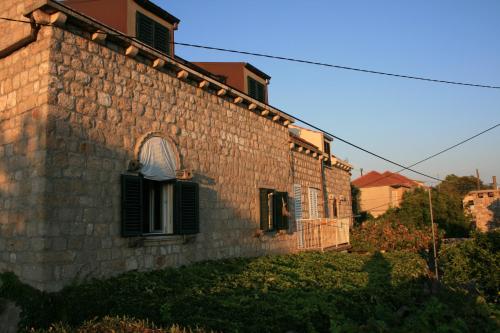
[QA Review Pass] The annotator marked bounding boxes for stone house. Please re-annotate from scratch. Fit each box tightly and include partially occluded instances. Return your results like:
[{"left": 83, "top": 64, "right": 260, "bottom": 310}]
[
  {"left": 352, "top": 170, "right": 423, "bottom": 218},
  {"left": 0, "top": 0, "right": 353, "bottom": 291},
  {"left": 463, "top": 188, "right": 500, "bottom": 232}
]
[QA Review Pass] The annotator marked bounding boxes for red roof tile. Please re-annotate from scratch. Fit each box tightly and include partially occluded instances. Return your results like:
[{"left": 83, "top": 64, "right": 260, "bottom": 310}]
[{"left": 352, "top": 170, "right": 419, "bottom": 188}]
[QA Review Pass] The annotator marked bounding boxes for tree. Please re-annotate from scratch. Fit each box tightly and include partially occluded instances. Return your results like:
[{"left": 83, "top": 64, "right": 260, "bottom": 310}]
[
  {"left": 379, "top": 187, "right": 472, "bottom": 238},
  {"left": 437, "top": 174, "right": 488, "bottom": 198}
]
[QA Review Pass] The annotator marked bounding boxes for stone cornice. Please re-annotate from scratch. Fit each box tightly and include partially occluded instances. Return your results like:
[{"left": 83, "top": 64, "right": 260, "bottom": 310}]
[
  {"left": 331, "top": 157, "right": 353, "bottom": 172},
  {"left": 24, "top": 0, "right": 296, "bottom": 127},
  {"left": 289, "top": 135, "right": 328, "bottom": 161}
]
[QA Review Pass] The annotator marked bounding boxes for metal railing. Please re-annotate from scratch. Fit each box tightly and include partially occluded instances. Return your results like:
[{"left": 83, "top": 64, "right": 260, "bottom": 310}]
[{"left": 296, "top": 217, "right": 350, "bottom": 251}]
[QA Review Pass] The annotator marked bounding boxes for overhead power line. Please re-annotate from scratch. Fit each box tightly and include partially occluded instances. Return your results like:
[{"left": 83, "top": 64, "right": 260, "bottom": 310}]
[
  {"left": 355, "top": 123, "right": 500, "bottom": 187},
  {"left": 1, "top": 16, "right": 492, "bottom": 182},
  {"left": 0, "top": 15, "right": 442, "bottom": 181},
  {"left": 1, "top": 16, "right": 499, "bottom": 90},
  {"left": 173, "top": 42, "right": 500, "bottom": 90}
]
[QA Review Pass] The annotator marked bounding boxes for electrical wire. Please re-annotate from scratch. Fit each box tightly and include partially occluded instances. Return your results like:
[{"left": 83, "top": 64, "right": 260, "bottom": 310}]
[
  {"left": 352, "top": 123, "right": 500, "bottom": 188},
  {"left": 173, "top": 42, "right": 500, "bottom": 90},
  {"left": 1, "top": 16, "right": 499, "bottom": 90},
  {"left": 0, "top": 16, "right": 494, "bottom": 182}
]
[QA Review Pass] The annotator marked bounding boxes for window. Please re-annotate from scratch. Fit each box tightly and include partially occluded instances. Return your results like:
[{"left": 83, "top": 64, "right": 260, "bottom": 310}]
[
  {"left": 478, "top": 193, "right": 484, "bottom": 198},
  {"left": 488, "top": 192, "right": 494, "bottom": 198},
  {"left": 247, "top": 76, "right": 266, "bottom": 102},
  {"left": 323, "top": 140, "right": 331, "bottom": 166},
  {"left": 332, "top": 198, "right": 338, "bottom": 218},
  {"left": 259, "top": 188, "right": 289, "bottom": 232},
  {"left": 136, "top": 11, "right": 170, "bottom": 55},
  {"left": 143, "top": 179, "right": 174, "bottom": 234},
  {"left": 122, "top": 175, "right": 199, "bottom": 236},
  {"left": 308, "top": 187, "right": 319, "bottom": 219},
  {"left": 121, "top": 136, "right": 199, "bottom": 237}
]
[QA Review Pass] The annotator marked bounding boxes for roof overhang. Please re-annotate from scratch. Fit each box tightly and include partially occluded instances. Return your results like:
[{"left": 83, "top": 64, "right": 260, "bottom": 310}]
[{"left": 23, "top": 0, "right": 295, "bottom": 126}]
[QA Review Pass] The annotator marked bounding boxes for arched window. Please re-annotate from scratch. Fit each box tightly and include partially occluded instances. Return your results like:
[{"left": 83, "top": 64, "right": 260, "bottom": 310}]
[
  {"left": 139, "top": 136, "right": 178, "bottom": 181},
  {"left": 121, "top": 135, "right": 199, "bottom": 237}
]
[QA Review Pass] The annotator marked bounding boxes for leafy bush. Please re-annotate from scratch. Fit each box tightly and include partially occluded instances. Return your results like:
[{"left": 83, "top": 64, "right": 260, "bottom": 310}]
[
  {"left": 2, "top": 252, "right": 498, "bottom": 332},
  {"left": 384, "top": 187, "right": 472, "bottom": 238},
  {"left": 440, "top": 230, "right": 500, "bottom": 303},
  {"left": 351, "top": 219, "right": 438, "bottom": 253},
  {"left": 28, "top": 316, "right": 211, "bottom": 333}
]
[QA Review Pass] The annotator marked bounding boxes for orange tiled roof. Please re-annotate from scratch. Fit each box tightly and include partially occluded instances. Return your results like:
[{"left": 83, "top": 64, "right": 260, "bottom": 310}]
[{"left": 352, "top": 171, "right": 419, "bottom": 188}]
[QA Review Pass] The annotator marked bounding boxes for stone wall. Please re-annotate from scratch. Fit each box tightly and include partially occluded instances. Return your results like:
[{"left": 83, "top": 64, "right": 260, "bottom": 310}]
[
  {"left": 0, "top": 0, "right": 53, "bottom": 288},
  {"left": 324, "top": 166, "right": 353, "bottom": 219},
  {"left": 34, "top": 23, "right": 298, "bottom": 290},
  {"left": 0, "top": 0, "right": 37, "bottom": 51},
  {"left": 290, "top": 150, "right": 324, "bottom": 219},
  {"left": 1, "top": 0, "right": 353, "bottom": 291}
]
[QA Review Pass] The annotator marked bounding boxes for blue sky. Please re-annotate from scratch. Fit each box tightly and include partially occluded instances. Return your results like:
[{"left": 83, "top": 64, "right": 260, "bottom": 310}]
[{"left": 161, "top": 0, "right": 499, "bottom": 185}]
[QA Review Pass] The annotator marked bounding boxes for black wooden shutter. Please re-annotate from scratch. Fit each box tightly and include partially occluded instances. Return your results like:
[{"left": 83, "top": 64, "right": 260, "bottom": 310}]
[
  {"left": 248, "top": 77, "right": 257, "bottom": 100},
  {"left": 256, "top": 82, "right": 265, "bottom": 102},
  {"left": 174, "top": 181, "right": 199, "bottom": 235},
  {"left": 259, "top": 188, "right": 270, "bottom": 231},
  {"left": 154, "top": 23, "right": 170, "bottom": 54},
  {"left": 121, "top": 174, "right": 143, "bottom": 237},
  {"left": 136, "top": 12, "right": 154, "bottom": 47}
]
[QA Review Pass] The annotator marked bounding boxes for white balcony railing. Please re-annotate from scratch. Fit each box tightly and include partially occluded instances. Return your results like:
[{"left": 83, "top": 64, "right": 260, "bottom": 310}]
[{"left": 296, "top": 217, "right": 350, "bottom": 251}]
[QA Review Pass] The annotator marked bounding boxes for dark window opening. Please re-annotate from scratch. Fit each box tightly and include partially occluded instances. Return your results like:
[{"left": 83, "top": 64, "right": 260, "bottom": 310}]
[
  {"left": 247, "top": 76, "right": 266, "bottom": 102},
  {"left": 332, "top": 198, "right": 338, "bottom": 218},
  {"left": 122, "top": 175, "right": 199, "bottom": 237},
  {"left": 323, "top": 140, "right": 331, "bottom": 166},
  {"left": 136, "top": 11, "right": 170, "bottom": 55},
  {"left": 259, "top": 188, "right": 289, "bottom": 232}
]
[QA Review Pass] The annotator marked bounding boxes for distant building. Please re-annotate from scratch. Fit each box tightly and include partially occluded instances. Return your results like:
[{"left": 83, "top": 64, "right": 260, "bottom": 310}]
[
  {"left": 352, "top": 171, "right": 423, "bottom": 217},
  {"left": 463, "top": 189, "right": 500, "bottom": 232}
]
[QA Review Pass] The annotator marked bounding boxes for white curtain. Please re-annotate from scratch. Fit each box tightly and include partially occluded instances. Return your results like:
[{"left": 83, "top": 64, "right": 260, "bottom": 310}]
[{"left": 139, "top": 137, "right": 177, "bottom": 181}]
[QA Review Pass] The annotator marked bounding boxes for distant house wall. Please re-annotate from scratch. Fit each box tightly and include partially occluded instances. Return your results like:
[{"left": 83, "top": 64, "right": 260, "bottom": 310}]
[
  {"left": 463, "top": 190, "right": 500, "bottom": 232},
  {"left": 359, "top": 186, "right": 392, "bottom": 218}
]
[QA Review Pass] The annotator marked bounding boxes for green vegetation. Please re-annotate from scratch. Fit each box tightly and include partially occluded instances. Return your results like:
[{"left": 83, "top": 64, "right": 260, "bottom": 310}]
[
  {"left": 353, "top": 174, "right": 487, "bottom": 238},
  {"left": 29, "top": 316, "right": 210, "bottom": 333},
  {"left": 2, "top": 251, "right": 498, "bottom": 333},
  {"left": 380, "top": 187, "right": 471, "bottom": 237},
  {"left": 440, "top": 230, "right": 500, "bottom": 304},
  {"left": 351, "top": 219, "right": 437, "bottom": 253}
]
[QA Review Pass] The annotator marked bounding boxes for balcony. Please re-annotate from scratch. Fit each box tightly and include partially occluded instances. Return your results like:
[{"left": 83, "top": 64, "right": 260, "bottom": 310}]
[{"left": 296, "top": 217, "right": 351, "bottom": 251}]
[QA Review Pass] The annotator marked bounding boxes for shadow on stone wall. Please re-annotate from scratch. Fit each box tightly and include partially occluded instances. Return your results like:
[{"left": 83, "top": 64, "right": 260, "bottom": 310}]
[{"left": 486, "top": 199, "right": 500, "bottom": 231}]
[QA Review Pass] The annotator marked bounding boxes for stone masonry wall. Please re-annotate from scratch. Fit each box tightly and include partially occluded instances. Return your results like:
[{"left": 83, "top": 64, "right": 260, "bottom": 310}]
[
  {"left": 290, "top": 150, "right": 324, "bottom": 219},
  {"left": 324, "top": 166, "right": 352, "bottom": 219},
  {"left": 36, "top": 23, "right": 297, "bottom": 290},
  {"left": 290, "top": 150, "right": 352, "bottom": 221},
  {"left": 0, "top": 0, "right": 53, "bottom": 288},
  {"left": 1, "top": 1, "right": 353, "bottom": 291}
]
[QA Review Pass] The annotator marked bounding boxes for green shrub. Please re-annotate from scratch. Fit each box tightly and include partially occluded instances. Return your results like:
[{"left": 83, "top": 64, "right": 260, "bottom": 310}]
[
  {"left": 351, "top": 219, "right": 438, "bottom": 253},
  {"left": 28, "top": 316, "right": 211, "bottom": 333},
  {"left": 440, "top": 230, "right": 500, "bottom": 303},
  {"left": 1, "top": 252, "right": 498, "bottom": 332}
]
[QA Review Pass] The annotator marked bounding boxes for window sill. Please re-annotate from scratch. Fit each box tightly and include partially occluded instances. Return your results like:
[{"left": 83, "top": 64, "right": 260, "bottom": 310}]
[
  {"left": 255, "top": 229, "right": 290, "bottom": 240},
  {"left": 128, "top": 234, "right": 196, "bottom": 247}
]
